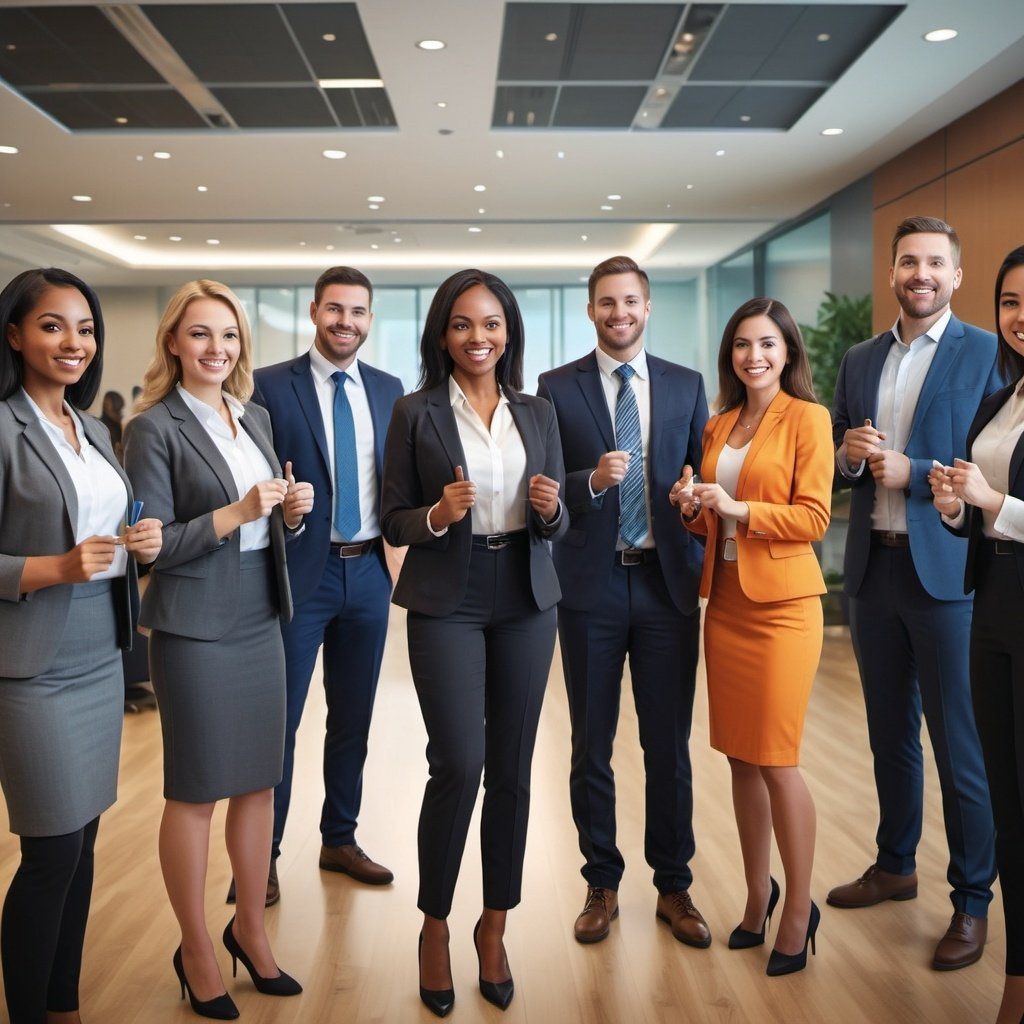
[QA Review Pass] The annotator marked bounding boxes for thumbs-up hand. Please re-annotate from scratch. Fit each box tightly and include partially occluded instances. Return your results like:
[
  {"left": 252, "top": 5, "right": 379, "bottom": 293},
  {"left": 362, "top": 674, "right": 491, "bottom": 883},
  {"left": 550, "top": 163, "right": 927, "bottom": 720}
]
[
  {"left": 282, "top": 459, "right": 315, "bottom": 529},
  {"left": 433, "top": 465, "right": 476, "bottom": 529}
]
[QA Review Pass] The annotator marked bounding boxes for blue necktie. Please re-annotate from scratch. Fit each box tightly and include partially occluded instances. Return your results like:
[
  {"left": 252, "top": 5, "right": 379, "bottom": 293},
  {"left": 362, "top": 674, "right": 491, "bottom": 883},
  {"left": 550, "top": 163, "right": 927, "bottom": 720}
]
[
  {"left": 331, "top": 370, "right": 360, "bottom": 540},
  {"left": 614, "top": 363, "right": 647, "bottom": 548}
]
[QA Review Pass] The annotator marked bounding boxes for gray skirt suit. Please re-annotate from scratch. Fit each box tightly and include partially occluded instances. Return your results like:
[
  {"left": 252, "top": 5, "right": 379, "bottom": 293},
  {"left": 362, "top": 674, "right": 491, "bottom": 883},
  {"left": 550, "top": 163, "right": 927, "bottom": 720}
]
[
  {"left": 0, "top": 393, "right": 138, "bottom": 836},
  {"left": 123, "top": 389, "right": 294, "bottom": 803}
]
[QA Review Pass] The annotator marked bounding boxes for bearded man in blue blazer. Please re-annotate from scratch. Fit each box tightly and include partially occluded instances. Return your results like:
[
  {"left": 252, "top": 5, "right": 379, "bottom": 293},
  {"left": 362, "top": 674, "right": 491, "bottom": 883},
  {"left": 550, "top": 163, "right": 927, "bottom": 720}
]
[
  {"left": 829, "top": 217, "right": 1000, "bottom": 971},
  {"left": 245, "top": 266, "right": 404, "bottom": 904}
]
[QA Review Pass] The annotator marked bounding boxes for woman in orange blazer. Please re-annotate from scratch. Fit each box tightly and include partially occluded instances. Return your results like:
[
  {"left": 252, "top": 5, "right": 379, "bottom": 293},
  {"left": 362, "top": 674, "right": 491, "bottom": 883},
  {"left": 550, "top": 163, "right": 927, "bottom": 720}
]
[{"left": 671, "top": 297, "right": 832, "bottom": 976}]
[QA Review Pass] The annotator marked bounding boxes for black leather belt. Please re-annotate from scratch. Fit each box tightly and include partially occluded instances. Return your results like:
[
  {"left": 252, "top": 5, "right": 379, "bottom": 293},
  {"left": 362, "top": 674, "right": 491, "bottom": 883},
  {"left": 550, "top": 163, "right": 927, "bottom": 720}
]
[
  {"left": 980, "top": 538, "right": 1015, "bottom": 555},
  {"left": 472, "top": 532, "right": 526, "bottom": 551},
  {"left": 616, "top": 548, "right": 657, "bottom": 566},
  {"left": 871, "top": 530, "right": 909, "bottom": 548},
  {"left": 330, "top": 538, "right": 379, "bottom": 558}
]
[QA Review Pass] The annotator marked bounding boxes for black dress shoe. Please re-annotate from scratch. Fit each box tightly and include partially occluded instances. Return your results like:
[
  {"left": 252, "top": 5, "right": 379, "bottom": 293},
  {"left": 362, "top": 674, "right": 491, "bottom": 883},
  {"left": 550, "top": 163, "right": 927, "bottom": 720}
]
[
  {"left": 766, "top": 901, "right": 820, "bottom": 977},
  {"left": 418, "top": 933, "right": 455, "bottom": 1018},
  {"left": 172, "top": 947, "right": 239, "bottom": 1020},
  {"left": 222, "top": 918, "right": 302, "bottom": 996},
  {"left": 473, "top": 918, "right": 514, "bottom": 1011},
  {"left": 729, "top": 877, "right": 781, "bottom": 949}
]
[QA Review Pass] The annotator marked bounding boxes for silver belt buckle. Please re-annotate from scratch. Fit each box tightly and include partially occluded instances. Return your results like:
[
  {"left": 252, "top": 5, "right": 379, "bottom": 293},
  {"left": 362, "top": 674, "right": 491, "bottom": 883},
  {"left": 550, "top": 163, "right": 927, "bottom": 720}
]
[
  {"left": 486, "top": 534, "right": 511, "bottom": 550},
  {"left": 620, "top": 549, "right": 644, "bottom": 566},
  {"left": 339, "top": 542, "right": 364, "bottom": 558},
  {"left": 722, "top": 537, "right": 737, "bottom": 562}
]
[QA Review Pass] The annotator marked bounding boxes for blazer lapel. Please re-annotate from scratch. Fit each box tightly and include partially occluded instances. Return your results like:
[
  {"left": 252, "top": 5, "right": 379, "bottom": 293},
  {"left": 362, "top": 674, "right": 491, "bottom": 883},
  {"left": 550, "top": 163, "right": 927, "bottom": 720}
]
[
  {"left": 164, "top": 389, "right": 238, "bottom": 502},
  {"left": 736, "top": 392, "right": 790, "bottom": 497},
  {"left": 863, "top": 332, "right": 893, "bottom": 422},
  {"left": 506, "top": 390, "right": 543, "bottom": 477},
  {"left": 424, "top": 382, "right": 467, "bottom": 472},
  {"left": 360, "top": 363, "right": 392, "bottom": 479},
  {"left": 575, "top": 352, "right": 616, "bottom": 452},
  {"left": 290, "top": 355, "right": 331, "bottom": 477},
  {"left": 910, "top": 316, "right": 963, "bottom": 440}
]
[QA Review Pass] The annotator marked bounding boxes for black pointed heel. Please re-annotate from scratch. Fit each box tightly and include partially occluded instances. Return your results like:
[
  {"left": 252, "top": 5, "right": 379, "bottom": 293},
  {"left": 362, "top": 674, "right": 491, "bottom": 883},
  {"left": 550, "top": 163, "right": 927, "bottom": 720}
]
[
  {"left": 766, "top": 900, "right": 820, "bottom": 976},
  {"left": 172, "top": 946, "right": 239, "bottom": 1020},
  {"left": 728, "top": 876, "right": 781, "bottom": 949},
  {"left": 222, "top": 918, "right": 302, "bottom": 996},
  {"left": 418, "top": 932, "right": 455, "bottom": 1018},
  {"left": 473, "top": 918, "right": 514, "bottom": 1011}
]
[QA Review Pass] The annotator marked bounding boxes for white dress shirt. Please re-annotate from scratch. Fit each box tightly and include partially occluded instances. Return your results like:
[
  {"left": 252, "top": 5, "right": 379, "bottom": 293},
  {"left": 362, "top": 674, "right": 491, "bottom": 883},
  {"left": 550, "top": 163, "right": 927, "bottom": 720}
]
[
  {"left": 308, "top": 346, "right": 380, "bottom": 543},
  {"left": 715, "top": 439, "right": 751, "bottom": 541}
]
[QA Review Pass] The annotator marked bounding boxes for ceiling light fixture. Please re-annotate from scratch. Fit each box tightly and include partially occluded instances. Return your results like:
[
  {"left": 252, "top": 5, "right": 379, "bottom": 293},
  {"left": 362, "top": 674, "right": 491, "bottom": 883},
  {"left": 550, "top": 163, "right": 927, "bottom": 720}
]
[
  {"left": 197, "top": 185, "right": 208, "bottom": 192},
  {"left": 153, "top": 151, "right": 171, "bottom": 159},
  {"left": 600, "top": 204, "right": 613, "bottom": 211},
  {"left": 368, "top": 204, "right": 380, "bottom": 210},
  {"left": 416, "top": 39, "right": 445, "bottom": 51},
  {"left": 368, "top": 195, "right": 384, "bottom": 202},
  {"left": 169, "top": 235, "right": 182, "bottom": 242},
  {"left": 371, "top": 244, "right": 379, "bottom": 250},
  {"left": 322, "top": 149, "right": 347, "bottom": 160},
  {"left": 133, "top": 234, "right": 147, "bottom": 241},
  {"left": 817, "top": 33, "right": 831, "bottom": 42},
  {"left": 821, "top": 127, "right": 844, "bottom": 136},
  {"left": 474, "top": 184, "right": 486, "bottom": 192},
  {"left": 607, "top": 194, "right": 621, "bottom": 201},
  {"left": 739, "top": 114, "right": 751, "bottom": 122},
  {"left": 924, "top": 28, "right": 958, "bottom": 42},
  {"left": 72, "top": 195, "right": 92, "bottom": 202},
  {"left": 545, "top": 32, "right": 558, "bottom": 42},
  {"left": 319, "top": 78, "right": 384, "bottom": 89},
  {"left": 477, "top": 208, "right": 486, "bottom": 214},
  {"left": 581, "top": 234, "right": 588, "bottom": 241},
  {"left": 556, "top": 151, "right": 565, "bottom": 159},
  {"left": 496, "top": 149, "right": 504, "bottom": 158},
  {"left": 468, "top": 227, "right": 482, "bottom": 233},
  {"left": 436, "top": 101, "right": 447, "bottom": 108},
  {"left": 322, "top": 33, "right": 336, "bottom": 42},
  {"left": 206, "top": 239, "right": 220, "bottom": 245},
  {"left": 115, "top": 116, "right": 128, "bottom": 125},
  {"left": 0, "top": 145, "right": 18, "bottom": 155}
]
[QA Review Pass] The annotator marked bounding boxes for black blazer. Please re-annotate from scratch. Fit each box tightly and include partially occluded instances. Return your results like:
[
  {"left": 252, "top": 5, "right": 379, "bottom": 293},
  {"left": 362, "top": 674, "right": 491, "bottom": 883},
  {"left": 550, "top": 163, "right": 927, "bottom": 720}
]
[{"left": 380, "top": 381, "right": 567, "bottom": 617}]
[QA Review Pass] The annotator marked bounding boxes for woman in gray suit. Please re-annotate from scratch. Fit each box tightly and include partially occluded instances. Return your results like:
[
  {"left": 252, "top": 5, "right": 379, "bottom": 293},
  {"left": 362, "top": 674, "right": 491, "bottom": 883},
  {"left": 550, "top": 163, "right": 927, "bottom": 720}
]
[
  {"left": 123, "top": 281, "right": 312, "bottom": 1020},
  {"left": 381, "top": 269, "right": 566, "bottom": 1016},
  {"left": 0, "top": 267, "right": 162, "bottom": 1024}
]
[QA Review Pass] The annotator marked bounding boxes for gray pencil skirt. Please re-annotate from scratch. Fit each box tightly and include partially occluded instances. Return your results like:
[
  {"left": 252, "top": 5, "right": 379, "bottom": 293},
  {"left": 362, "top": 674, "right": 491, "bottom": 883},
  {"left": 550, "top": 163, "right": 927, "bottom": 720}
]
[
  {"left": 149, "top": 549, "right": 286, "bottom": 803},
  {"left": 0, "top": 580, "right": 123, "bottom": 837}
]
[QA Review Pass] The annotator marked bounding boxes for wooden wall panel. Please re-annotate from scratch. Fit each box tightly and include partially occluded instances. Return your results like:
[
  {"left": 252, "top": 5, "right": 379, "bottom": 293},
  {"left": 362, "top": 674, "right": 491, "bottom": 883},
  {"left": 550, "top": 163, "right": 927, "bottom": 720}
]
[
  {"left": 872, "top": 130, "right": 946, "bottom": 208},
  {"left": 947, "top": 78, "right": 1024, "bottom": 170}
]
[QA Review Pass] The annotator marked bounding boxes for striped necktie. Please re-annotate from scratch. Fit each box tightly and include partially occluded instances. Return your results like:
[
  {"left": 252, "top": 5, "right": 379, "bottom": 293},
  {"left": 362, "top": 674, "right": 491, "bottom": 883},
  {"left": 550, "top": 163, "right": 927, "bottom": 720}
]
[
  {"left": 614, "top": 363, "right": 647, "bottom": 547},
  {"left": 331, "top": 370, "right": 360, "bottom": 540}
]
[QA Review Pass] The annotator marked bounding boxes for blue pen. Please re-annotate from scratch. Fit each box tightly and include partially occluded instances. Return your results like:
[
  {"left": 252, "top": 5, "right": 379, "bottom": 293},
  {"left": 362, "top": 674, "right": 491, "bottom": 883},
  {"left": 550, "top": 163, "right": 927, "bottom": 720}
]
[{"left": 128, "top": 500, "right": 144, "bottom": 527}]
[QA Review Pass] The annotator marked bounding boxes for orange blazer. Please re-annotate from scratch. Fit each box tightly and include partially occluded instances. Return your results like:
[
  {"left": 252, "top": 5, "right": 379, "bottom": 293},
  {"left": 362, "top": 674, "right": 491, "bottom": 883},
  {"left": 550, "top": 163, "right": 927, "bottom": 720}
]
[{"left": 685, "top": 392, "right": 832, "bottom": 603}]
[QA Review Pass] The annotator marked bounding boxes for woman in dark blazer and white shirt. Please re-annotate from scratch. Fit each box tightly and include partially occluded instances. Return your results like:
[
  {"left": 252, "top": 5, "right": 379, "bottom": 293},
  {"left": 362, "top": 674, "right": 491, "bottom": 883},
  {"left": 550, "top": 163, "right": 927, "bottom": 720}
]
[
  {"left": 0, "top": 268, "right": 161, "bottom": 1024},
  {"left": 930, "top": 246, "right": 1024, "bottom": 1024},
  {"left": 381, "top": 269, "right": 566, "bottom": 1016},
  {"left": 123, "top": 280, "right": 312, "bottom": 1020}
]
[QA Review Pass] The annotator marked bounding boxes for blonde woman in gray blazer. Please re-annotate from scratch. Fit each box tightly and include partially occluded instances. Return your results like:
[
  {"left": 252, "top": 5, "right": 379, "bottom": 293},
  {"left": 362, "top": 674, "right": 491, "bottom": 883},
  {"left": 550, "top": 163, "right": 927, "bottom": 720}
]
[
  {"left": 0, "top": 268, "right": 161, "bottom": 1024},
  {"left": 123, "top": 281, "right": 312, "bottom": 1020}
]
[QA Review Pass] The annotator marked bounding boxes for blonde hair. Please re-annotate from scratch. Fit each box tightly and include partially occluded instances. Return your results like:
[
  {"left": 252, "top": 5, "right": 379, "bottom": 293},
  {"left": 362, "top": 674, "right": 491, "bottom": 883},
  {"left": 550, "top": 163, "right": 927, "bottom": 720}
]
[{"left": 135, "top": 280, "right": 254, "bottom": 412}]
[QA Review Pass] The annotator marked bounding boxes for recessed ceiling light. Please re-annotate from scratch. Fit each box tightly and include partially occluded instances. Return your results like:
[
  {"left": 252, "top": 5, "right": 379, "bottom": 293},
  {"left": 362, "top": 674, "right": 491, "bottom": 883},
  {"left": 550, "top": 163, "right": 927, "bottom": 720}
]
[
  {"left": 326, "top": 244, "right": 335, "bottom": 251},
  {"left": 115, "top": 116, "right": 128, "bottom": 125},
  {"left": 72, "top": 195, "right": 92, "bottom": 202},
  {"left": 468, "top": 227, "right": 482, "bottom": 233},
  {"left": 477, "top": 207, "right": 486, "bottom": 214},
  {"left": 322, "top": 149, "right": 347, "bottom": 160},
  {"left": 319, "top": 78, "right": 384, "bottom": 89},
  {"left": 473, "top": 184, "right": 486, "bottom": 192},
  {"left": 496, "top": 149, "right": 504, "bottom": 158},
  {"left": 371, "top": 244, "right": 379, "bottom": 250},
  {"left": 0, "top": 145, "right": 18, "bottom": 155},
  {"left": 715, "top": 149, "right": 726, "bottom": 156},
  {"left": 299, "top": 241, "right": 307, "bottom": 247},
  {"left": 821, "top": 127, "right": 844, "bottom": 136},
  {"left": 206, "top": 239, "right": 220, "bottom": 245},
  {"left": 133, "top": 234, "right": 147, "bottom": 241},
  {"left": 600, "top": 204, "right": 613, "bottom": 211},
  {"left": 393, "top": 237, "right": 402, "bottom": 243},
  {"left": 607, "top": 194, "right": 621, "bottom": 201},
  {"left": 153, "top": 151, "right": 171, "bottom": 159},
  {"left": 581, "top": 234, "right": 588, "bottom": 241},
  {"left": 169, "top": 235, "right": 182, "bottom": 242},
  {"left": 368, "top": 195, "right": 385, "bottom": 202},
  {"left": 322, "top": 33, "right": 336, "bottom": 42},
  {"left": 654, "top": 87, "right": 669, "bottom": 99},
  {"left": 545, "top": 32, "right": 558, "bottom": 42},
  {"left": 739, "top": 114, "right": 751, "bottom": 123},
  {"left": 416, "top": 39, "right": 445, "bottom": 50},
  {"left": 924, "top": 28, "right": 958, "bottom": 42},
  {"left": 556, "top": 151, "right": 565, "bottom": 159},
  {"left": 136, "top": 155, "right": 144, "bottom": 161},
  {"left": 436, "top": 101, "right": 447, "bottom": 108},
  {"left": 686, "top": 184, "right": 694, "bottom": 190},
  {"left": 368, "top": 203, "right": 380, "bottom": 210},
  {"left": 817, "top": 33, "right": 831, "bottom": 42},
  {"left": 196, "top": 185, "right": 208, "bottom": 192}
]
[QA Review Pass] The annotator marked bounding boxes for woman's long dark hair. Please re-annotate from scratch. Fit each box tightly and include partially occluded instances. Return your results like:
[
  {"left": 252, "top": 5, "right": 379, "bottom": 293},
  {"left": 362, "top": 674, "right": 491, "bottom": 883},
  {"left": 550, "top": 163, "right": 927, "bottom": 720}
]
[
  {"left": 0, "top": 267, "right": 105, "bottom": 406},
  {"left": 417, "top": 269, "right": 525, "bottom": 392},
  {"left": 995, "top": 246, "right": 1024, "bottom": 384},
  {"left": 715, "top": 297, "right": 817, "bottom": 411}
]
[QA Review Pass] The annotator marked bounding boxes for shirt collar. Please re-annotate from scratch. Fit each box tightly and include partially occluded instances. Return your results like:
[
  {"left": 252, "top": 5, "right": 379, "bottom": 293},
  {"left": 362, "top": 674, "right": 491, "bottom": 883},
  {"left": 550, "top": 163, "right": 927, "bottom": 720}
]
[
  {"left": 308, "top": 345, "right": 363, "bottom": 388},
  {"left": 891, "top": 308, "right": 952, "bottom": 348},
  {"left": 175, "top": 382, "right": 245, "bottom": 423},
  {"left": 448, "top": 374, "right": 509, "bottom": 409},
  {"left": 595, "top": 345, "right": 648, "bottom": 381},
  {"left": 21, "top": 388, "right": 90, "bottom": 448}
]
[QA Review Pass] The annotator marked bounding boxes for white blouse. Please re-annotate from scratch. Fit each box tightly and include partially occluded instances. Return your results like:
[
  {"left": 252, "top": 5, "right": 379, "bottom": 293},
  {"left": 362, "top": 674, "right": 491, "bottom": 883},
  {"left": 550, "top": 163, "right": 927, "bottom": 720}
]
[{"left": 715, "top": 440, "right": 751, "bottom": 542}]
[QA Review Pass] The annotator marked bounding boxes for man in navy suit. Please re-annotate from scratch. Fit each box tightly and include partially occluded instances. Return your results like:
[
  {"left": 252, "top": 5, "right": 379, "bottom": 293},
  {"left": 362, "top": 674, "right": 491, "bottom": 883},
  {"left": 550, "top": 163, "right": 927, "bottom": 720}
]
[
  {"left": 829, "top": 217, "right": 999, "bottom": 970},
  {"left": 537, "top": 256, "right": 710, "bottom": 947},
  {"left": 246, "top": 266, "right": 404, "bottom": 903}
]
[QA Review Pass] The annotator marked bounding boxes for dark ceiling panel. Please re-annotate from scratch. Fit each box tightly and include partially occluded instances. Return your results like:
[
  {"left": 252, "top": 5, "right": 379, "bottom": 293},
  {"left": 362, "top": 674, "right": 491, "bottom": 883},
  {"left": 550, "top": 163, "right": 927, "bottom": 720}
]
[
  {"left": 566, "top": 4, "right": 683, "bottom": 81},
  {"left": 212, "top": 86, "right": 335, "bottom": 128},
  {"left": 662, "top": 82, "right": 825, "bottom": 129},
  {"left": 688, "top": 4, "right": 804, "bottom": 81},
  {"left": 492, "top": 85, "right": 558, "bottom": 128},
  {"left": 497, "top": 3, "right": 573, "bottom": 80},
  {"left": 352, "top": 89, "right": 396, "bottom": 128},
  {"left": 552, "top": 85, "right": 648, "bottom": 127},
  {"left": 0, "top": 7, "right": 163, "bottom": 86},
  {"left": 143, "top": 4, "right": 307, "bottom": 84},
  {"left": 661, "top": 84, "right": 738, "bottom": 127},
  {"left": 284, "top": 4, "right": 381, "bottom": 80},
  {"left": 25, "top": 88, "right": 207, "bottom": 130}
]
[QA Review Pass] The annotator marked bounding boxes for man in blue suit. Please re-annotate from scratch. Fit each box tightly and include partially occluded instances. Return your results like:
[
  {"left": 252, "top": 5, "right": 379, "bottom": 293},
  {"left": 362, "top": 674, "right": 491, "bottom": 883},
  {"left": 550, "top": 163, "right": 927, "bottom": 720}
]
[
  {"left": 537, "top": 256, "right": 710, "bottom": 947},
  {"left": 245, "top": 266, "right": 404, "bottom": 903},
  {"left": 829, "top": 217, "right": 999, "bottom": 970}
]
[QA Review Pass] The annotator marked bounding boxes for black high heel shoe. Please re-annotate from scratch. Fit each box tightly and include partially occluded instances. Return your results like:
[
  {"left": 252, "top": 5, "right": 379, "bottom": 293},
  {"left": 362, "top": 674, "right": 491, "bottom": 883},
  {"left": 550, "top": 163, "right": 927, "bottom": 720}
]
[
  {"left": 172, "top": 946, "right": 239, "bottom": 1020},
  {"left": 418, "top": 932, "right": 455, "bottom": 1018},
  {"left": 222, "top": 918, "right": 302, "bottom": 996},
  {"left": 728, "top": 876, "right": 781, "bottom": 949},
  {"left": 473, "top": 918, "right": 514, "bottom": 1011},
  {"left": 766, "top": 900, "right": 820, "bottom": 976}
]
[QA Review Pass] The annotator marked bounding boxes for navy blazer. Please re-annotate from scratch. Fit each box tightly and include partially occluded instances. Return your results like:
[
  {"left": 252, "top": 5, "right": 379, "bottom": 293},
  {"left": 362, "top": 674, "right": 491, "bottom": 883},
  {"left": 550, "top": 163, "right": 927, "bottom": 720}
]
[
  {"left": 123, "top": 388, "right": 292, "bottom": 640},
  {"left": 537, "top": 351, "right": 708, "bottom": 614},
  {"left": 832, "top": 314, "right": 1002, "bottom": 601},
  {"left": 253, "top": 354, "right": 404, "bottom": 604},
  {"left": 0, "top": 391, "right": 138, "bottom": 678},
  {"left": 380, "top": 382, "right": 567, "bottom": 617}
]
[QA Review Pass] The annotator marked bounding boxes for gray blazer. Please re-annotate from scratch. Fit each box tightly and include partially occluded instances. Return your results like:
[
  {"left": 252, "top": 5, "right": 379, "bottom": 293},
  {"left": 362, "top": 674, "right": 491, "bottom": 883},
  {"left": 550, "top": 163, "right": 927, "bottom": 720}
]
[
  {"left": 0, "top": 390, "right": 137, "bottom": 679},
  {"left": 123, "top": 388, "right": 292, "bottom": 641}
]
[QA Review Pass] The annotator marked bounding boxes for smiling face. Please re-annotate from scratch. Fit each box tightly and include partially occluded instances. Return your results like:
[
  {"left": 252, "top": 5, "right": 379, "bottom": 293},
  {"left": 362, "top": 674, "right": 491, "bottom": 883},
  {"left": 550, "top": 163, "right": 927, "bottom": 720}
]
[
  {"left": 890, "top": 231, "right": 962, "bottom": 335},
  {"left": 731, "top": 313, "right": 788, "bottom": 401},
  {"left": 443, "top": 284, "right": 507, "bottom": 386},
  {"left": 166, "top": 297, "right": 240, "bottom": 396},
  {"left": 588, "top": 271, "right": 650, "bottom": 362},
  {"left": 312, "top": 283, "right": 373, "bottom": 369},
  {"left": 999, "top": 263, "right": 1024, "bottom": 359},
  {"left": 6, "top": 285, "right": 96, "bottom": 399}
]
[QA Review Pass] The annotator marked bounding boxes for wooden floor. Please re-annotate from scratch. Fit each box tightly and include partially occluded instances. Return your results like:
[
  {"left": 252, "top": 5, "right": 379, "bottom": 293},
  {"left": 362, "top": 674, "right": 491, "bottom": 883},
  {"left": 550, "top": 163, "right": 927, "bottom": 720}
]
[{"left": 0, "top": 612, "right": 1004, "bottom": 1023}]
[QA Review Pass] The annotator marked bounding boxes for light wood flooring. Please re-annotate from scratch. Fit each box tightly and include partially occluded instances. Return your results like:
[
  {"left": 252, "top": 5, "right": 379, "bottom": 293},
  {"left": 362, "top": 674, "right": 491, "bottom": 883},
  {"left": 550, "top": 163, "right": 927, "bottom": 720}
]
[{"left": 0, "top": 613, "right": 1004, "bottom": 1023}]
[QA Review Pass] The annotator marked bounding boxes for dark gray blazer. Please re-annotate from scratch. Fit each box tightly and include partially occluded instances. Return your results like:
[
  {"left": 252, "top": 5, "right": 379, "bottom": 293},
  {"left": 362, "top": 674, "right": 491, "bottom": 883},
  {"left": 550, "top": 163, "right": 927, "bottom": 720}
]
[
  {"left": 0, "top": 390, "right": 137, "bottom": 678},
  {"left": 380, "top": 381, "right": 567, "bottom": 617},
  {"left": 123, "top": 388, "right": 292, "bottom": 641}
]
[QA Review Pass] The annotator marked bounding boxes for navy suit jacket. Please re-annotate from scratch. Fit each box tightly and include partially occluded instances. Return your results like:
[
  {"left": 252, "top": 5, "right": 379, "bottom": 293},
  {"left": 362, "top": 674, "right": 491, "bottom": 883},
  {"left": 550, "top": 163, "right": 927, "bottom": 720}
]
[
  {"left": 832, "top": 314, "right": 1002, "bottom": 601},
  {"left": 253, "top": 354, "right": 404, "bottom": 605},
  {"left": 380, "top": 382, "right": 567, "bottom": 617},
  {"left": 537, "top": 350, "right": 708, "bottom": 614}
]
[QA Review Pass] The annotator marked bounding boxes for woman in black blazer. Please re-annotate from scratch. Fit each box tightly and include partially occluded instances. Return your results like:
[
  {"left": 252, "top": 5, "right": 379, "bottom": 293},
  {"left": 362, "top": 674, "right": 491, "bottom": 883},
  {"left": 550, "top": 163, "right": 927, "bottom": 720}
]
[
  {"left": 930, "top": 245, "right": 1024, "bottom": 1024},
  {"left": 381, "top": 269, "right": 566, "bottom": 1016},
  {"left": 0, "top": 268, "right": 161, "bottom": 1024},
  {"left": 124, "top": 280, "right": 312, "bottom": 1020}
]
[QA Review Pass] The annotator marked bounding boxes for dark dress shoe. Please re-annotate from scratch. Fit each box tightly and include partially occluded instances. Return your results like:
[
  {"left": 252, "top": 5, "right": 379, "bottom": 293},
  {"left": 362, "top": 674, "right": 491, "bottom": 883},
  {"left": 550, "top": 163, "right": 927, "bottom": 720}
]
[
  {"left": 222, "top": 918, "right": 301, "bottom": 995},
  {"left": 932, "top": 912, "right": 986, "bottom": 971},
  {"left": 225, "top": 859, "right": 279, "bottom": 907},
  {"left": 766, "top": 901, "right": 820, "bottom": 977},
  {"left": 418, "top": 933, "right": 454, "bottom": 1017},
  {"left": 729, "top": 876, "right": 781, "bottom": 949},
  {"left": 172, "top": 947, "right": 239, "bottom": 1020},
  {"left": 319, "top": 843, "right": 394, "bottom": 885},
  {"left": 826, "top": 864, "right": 917, "bottom": 908},
  {"left": 473, "top": 918, "right": 514, "bottom": 1011},
  {"left": 574, "top": 886, "right": 619, "bottom": 944},
  {"left": 656, "top": 890, "right": 712, "bottom": 948}
]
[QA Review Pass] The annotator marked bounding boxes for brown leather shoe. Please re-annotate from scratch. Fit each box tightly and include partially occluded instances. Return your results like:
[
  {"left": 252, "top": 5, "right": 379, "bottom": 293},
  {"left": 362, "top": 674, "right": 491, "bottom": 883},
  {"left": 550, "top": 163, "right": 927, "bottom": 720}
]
[
  {"left": 826, "top": 864, "right": 917, "bottom": 908},
  {"left": 225, "top": 858, "right": 280, "bottom": 907},
  {"left": 319, "top": 843, "right": 394, "bottom": 885},
  {"left": 656, "top": 890, "right": 712, "bottom": 948},
  {"left": 574, "top": 886, "right": 619, "bottom": 944},
  {"left": 932, "top": 912, "right": 986, "bottom": 971}
]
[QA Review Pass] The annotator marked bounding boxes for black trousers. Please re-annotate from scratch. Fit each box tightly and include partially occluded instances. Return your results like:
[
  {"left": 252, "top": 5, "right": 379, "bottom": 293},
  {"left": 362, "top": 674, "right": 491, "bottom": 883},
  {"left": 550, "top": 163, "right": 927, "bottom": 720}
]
[
  {"left": 407, "top": 539, "right": 556, "bottom": 919},
  {"left": 1, "top": 816, "right": 100, "bottom": 1023},
  {"left": 970, "top": 545, "right": 1024, "bottom": 975}
]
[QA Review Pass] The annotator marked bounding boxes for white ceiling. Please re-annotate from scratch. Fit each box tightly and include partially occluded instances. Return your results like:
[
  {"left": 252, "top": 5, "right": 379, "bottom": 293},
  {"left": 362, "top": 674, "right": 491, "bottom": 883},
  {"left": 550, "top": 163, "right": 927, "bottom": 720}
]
[{"left": 0, "top": 0, "right": 1022, "bottom": 288}]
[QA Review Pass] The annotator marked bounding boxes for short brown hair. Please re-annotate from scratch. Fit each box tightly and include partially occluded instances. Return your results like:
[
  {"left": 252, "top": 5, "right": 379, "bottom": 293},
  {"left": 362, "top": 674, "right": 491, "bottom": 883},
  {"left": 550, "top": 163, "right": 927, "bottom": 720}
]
[
  {"left": 313, "top": 266, "right": 373, "bottom": 307},
  {"left": 588, "top": 255, "right": 650, "bottom": 304},
  {"left": 890, "top": 216, "right": 961, "bottom": 268}
]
